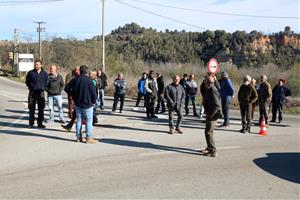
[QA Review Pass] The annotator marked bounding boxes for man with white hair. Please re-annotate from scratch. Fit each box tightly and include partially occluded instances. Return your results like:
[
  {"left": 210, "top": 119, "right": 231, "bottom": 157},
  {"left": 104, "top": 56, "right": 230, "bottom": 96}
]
[
  {"left": 258, "top": 75, "right": 272, "bottom": 125},
  {"left": 238, "top": 75, "right": 258, "bottom": 133}
]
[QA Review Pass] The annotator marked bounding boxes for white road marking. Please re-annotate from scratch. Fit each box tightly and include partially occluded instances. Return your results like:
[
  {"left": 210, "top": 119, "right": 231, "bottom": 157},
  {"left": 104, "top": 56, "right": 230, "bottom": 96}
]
[{"left": 0, "top": 92, "right": 28, "bottom": 130}]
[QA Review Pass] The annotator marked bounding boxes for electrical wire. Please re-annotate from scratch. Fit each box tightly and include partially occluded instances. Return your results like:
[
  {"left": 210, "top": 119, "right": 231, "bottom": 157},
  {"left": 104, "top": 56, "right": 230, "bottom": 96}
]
[
  {"left": 127, "top": 0, "right": 299, "bottom": 19},
  {"left": 0, "top": 0, "right": 63, "bottom": 6},
  {"left": 113, "top": 0, "right": 208, "bottom": 31}
]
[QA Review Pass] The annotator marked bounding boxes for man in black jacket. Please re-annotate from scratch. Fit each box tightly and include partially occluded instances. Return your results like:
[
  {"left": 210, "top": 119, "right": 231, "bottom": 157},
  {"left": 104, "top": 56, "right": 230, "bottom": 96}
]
[
  {"left": 25, "top": 59, "right": 48, "bottom": 128},
  {"left": 200, "top": 74, "right": 222, "bottom": 157},
  {"left": 71, "top": 65, "right": 97, "bottom": 144},
  {"left": 155, "top": 72, "right": 166, "bottom": 114},
  {"left": 164, "top": 75, "right": 185, "bottom": 134},
  {"left": 96, "top": 69, "right": 108, "bottom": 110},
  {"left": 145, "top": 70, "right": 158, "bottom": 118},
  {"left": 271, "top": 79, "right": 291, "bottom": 123},
  {"left": 46, "top": 64, "right": 65, "bottom": 123}
]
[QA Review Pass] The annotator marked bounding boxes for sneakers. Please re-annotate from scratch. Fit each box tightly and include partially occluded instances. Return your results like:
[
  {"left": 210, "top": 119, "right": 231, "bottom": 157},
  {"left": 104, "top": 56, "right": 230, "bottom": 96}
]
[
  {"left": 37, "top": 124, "right": 46, "bottom": 128},
  {"left": 199, "top": 148, "right": 210, "bottom": 154},
  {"left": 76, "top": 137, "right": 96, "bottom": 144},
  {"left": 219, "top": 124, "right": 229, "bottom": 128},
  {"left": 133, "top": 107, "right": 139, "bottom": 111},
  {"left": 59, "top": 119, "right": 66, "bottom": 124},
  {"left": 202, "top": 151, "right": 218, "bottom": 157},
  {"left": 86, "top": 138, "right": 97, "bottom": 144},
  {"left": 76, "top": 137, "right": 87, "bottom": 143},
  {"left": 175, "top": 128, "right": 183, "bottom": 134},
  {"left": 61, "top": 124, "right": 71, "bottom": 132}
]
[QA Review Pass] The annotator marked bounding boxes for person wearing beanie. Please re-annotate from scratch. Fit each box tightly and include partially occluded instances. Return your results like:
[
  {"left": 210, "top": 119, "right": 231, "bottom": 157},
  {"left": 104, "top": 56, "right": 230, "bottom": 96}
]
[
  {"left": 238, "top": 75, "right": 258, "bottom": 133},
  {"left": 270, "top": 79, "right": 291, "bottom": 123}
]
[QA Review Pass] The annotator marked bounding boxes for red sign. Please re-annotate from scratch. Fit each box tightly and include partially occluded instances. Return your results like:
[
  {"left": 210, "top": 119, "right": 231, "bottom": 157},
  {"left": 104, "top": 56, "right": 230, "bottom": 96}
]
[{"left": 207, "top": 58, "right": 219, "bottom": 73}]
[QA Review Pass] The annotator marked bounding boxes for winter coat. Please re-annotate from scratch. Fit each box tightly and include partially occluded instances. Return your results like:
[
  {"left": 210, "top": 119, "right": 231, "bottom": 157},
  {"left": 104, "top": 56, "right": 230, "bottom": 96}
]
[
  {"left": 238, "top": 84, "right": 258, "bottom": 105},
  {"left": 272, "top": 85, "right": 291, "bottom": 105},
  {"left": 164, "top": 83, "right": 185, "bottom": 111},
  {"left": 145, "top": 77, "right": 158, "bottom": 97},
  {"left": 114, "top": 78, "right": 126, "bottom": 95},
  {"left": 157, "top": 76, "right": 165, "bottom": 95},
  {"left": 186, "top": 80, "right": 198, "bottom": 96},
  {"left": 25, "top": 69, "right": 48, "bottom": 92},
  {"left": 47, "top": 74, "right": 64, "bottom": 96},
  {"left": 138, "top": 78, "right": 146, "bottom": 94},
  {"left": 204, "top": 84, "right": 222, "bottom": 121},
  {"left": 71, "top": 75, "right": 97, "bottom": 109},
  {"left": 220, "top": 78, "right": 234, "bottom": 99},
  {"left": 258, "top": 81, "right": 272, "bottom": 103}
]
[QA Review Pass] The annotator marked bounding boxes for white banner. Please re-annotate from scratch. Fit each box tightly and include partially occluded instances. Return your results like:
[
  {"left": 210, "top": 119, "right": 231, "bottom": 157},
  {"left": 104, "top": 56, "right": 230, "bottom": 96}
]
[{"left": 18, "top": 54, "right": 34, "bottom": 72}]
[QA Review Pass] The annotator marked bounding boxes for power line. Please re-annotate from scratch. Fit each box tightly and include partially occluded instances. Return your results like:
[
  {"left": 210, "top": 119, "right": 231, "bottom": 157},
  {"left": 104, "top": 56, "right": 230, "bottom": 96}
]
[
  {"left": 128, "top": 0, "right": 299, "bottom": 20},
  {"left": 113, "top": 0, "right": 208, "bottom": 31}
]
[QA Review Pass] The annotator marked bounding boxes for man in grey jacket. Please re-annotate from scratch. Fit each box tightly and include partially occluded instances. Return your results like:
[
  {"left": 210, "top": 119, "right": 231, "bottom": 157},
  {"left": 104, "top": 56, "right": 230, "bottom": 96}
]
[
  {"left": 46, "top": 64, "right": 65, "bottom": 123},
  {"left": 200, "top": 74, "right": 222, "bottom": 157},
  {"left": 164, "top": 75, "right": 185, "bottom": 134}
]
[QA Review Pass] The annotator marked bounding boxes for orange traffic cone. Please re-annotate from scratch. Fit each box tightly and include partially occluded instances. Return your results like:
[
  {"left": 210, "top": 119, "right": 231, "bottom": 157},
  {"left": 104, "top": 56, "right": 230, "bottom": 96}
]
[{"left": 259, "top": 115, "right": 268, "bottom": 135}]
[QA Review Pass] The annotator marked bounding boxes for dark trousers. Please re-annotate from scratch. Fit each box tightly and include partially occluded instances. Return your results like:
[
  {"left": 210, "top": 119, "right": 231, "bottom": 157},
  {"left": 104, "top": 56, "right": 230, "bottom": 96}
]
[
  {"left": 168, "top": 108, "right": 183, "bottom": 129},
  {"left": 240, "top": 104, "right": 252, "bottom": 130},
  {"left": 221, "top": 97, "right": 231, "bottom": 125},
  {"left": 205, "top": 120, "right": 217, "bottom": 152},
  {"left": 112, "top": 93, "right": 125, "bottom": 112},
  {"left": 67, "top": 95, "right": 75, "bottom": 119},
  {"left": 259, "top": 101, "right": 269, "bottom": 124},
  {"left": 66, "top": 110, "right": 76, "bottom": 129},
  {"left": 185, "top": 95, "right": 197, "bottom": 115},
  {"left": 145, "top": 94, "right": 156, "bottom": 117},
  {"left": 28, "top": 91, "right": 45, "bottom": 126},
  {"left": 155, "top": 95, "right": 166, "bottom": 113},
  {"left": 272, "top": 103, "right": 283, "bottom": 122},
  {"left": 135, "top": 92, "right": 146, "bottom": 107}
]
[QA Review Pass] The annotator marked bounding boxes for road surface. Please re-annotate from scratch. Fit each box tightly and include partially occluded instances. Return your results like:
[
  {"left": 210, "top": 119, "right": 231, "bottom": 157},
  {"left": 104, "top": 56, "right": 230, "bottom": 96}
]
[{"left": 0, "top": 76, "right": 299, "bottom": 199}]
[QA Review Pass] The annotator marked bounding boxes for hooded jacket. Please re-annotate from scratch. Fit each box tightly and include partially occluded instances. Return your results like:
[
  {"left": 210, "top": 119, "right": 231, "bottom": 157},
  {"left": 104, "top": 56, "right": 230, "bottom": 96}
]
[{"left": 47, "top": 73, "right": 64, "bottom": 96}]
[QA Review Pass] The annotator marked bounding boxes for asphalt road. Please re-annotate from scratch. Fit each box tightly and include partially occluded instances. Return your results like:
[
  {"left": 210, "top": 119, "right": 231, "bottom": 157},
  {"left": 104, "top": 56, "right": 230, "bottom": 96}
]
[{"left": 0, "top": 76, "right": 299, "bottom": 199}]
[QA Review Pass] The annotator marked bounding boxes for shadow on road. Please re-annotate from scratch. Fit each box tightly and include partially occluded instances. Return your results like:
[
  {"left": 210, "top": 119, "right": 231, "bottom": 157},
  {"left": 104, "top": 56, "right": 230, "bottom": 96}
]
[
  {"left": 1, "top": 129, "right": 74, "bottom": 142},
  {"left": 253, "top": 152, "right": 300, "bottom": 184},
  {"left": 100, "top": 138, "right": 201, "bottom": 156},
  {"left": 96, "top": 124, "right": 170, "bottom": 134}
]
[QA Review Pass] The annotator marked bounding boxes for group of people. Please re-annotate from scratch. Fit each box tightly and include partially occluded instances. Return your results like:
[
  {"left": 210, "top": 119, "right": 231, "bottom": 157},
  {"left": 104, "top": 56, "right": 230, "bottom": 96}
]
[{"left": 25, "top": 59, "right": 292, "bottom": 157}]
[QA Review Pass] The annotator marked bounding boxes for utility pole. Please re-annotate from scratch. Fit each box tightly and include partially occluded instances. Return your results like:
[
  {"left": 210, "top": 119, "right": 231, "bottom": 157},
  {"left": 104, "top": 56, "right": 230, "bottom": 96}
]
[
  {"left": 101, "top": 0, "right": 106, "bottom": 72},
  {"left": 34, "top": 21, "right": 46, "bottom": 60},
  {"left": 13, "top": 28, "right": 19, "bottom": 76}
]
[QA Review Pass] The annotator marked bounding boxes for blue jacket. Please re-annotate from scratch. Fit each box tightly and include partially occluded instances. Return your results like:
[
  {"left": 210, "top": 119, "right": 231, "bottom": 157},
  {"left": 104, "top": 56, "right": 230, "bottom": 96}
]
[
  {"left": 220, "top": 78, "right": 234, "bottom": 99},
  {"left": 138, "top": 78, "right": 146, "bottom": 94},
  {"left": 71, "top": 75, "right": 97, "bottom": 109},
  {"left": 25, "top": 69, "right": 48, "bottom": 92}
]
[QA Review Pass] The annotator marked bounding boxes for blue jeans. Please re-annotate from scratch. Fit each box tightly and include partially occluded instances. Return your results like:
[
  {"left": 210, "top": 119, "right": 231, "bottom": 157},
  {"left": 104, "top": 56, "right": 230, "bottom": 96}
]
[
  {"left": 199, "top": 99, "right": 204, "bottom": 115},
  {"left": 48, "top": 95, "right": 64, "bottom": 121},
  {"left": 75, "top": 106, "right": 93, "bottom": 139},
  {"left": 97, "top": 89, "right": 105, "bottom": 108},
  {"left": 221, "top": 96, "right": 232, "bottom": 125}
]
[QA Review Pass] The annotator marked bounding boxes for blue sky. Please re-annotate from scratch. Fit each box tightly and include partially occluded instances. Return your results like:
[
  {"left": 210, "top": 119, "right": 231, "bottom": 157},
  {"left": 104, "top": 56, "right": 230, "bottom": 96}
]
[{"left": 0, "top": 0, "right": 299, "bottom": 41}]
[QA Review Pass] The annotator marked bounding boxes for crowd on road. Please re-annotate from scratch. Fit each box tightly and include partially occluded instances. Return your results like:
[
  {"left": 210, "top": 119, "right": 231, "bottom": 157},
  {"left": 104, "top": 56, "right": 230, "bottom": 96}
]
[{"left": 25, "top": 59, "right": 292, "bottom": 157}]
